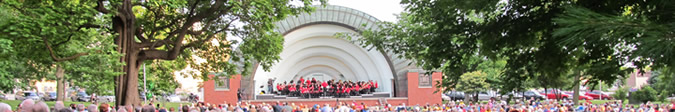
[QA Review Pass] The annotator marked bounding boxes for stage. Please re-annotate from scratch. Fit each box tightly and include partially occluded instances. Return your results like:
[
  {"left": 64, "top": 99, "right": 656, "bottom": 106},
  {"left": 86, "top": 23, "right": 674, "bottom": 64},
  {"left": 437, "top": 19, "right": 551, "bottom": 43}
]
[
  {"left": 254, "top": 92, "right": 391, "bottom": 100},
  {"left": 245, "top": 97, "right": 409, "bottom": 106}
]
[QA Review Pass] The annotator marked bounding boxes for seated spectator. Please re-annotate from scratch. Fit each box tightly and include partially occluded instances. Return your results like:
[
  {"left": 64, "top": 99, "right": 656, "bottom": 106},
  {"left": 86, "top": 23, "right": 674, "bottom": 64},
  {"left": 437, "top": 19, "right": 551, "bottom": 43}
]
[
  {"left": 31, "top": 102, "right": 50, "bottom": 112},
  {"left": 20, "top": 99, "right": 35, "bottom": 112},
  {"left": 0, "top": 103, "right": 12, "bottom": 112}
]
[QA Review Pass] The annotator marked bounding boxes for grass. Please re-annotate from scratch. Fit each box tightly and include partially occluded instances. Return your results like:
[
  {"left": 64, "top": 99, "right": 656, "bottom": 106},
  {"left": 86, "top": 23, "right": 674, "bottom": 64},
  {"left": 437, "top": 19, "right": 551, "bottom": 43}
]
[{"left": 0, "top": 100, "right": 191, "bottom": 110}]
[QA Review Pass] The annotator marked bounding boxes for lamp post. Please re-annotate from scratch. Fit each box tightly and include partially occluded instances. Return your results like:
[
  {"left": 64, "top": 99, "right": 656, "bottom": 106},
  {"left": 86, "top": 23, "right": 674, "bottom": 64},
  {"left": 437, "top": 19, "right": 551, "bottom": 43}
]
[{"left": 143, "top": 63, "right": 147, "bottom": 104}]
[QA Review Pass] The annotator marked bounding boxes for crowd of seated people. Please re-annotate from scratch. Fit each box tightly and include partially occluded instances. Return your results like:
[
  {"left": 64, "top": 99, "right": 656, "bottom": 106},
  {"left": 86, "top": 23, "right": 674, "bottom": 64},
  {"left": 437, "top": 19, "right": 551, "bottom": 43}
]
[{"left": 274, "top": 77, "right": 378, "bottom": 98}]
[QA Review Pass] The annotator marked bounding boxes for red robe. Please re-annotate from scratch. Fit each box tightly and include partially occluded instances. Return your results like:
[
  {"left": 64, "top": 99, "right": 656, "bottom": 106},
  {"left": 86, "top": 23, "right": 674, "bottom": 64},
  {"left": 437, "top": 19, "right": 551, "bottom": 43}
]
[{"left": 375, "top": 82, "right": 378, "bottom": 88}]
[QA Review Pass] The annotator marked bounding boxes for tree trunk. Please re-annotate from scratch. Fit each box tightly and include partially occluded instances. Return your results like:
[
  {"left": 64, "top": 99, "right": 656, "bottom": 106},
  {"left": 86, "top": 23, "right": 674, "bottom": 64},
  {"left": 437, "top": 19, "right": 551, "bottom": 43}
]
[
  {"left": 56, "top": 65, "right": 66, "bottom": 101},
  {"left": 114, "top": 0, "right": 141, "bottom": 107},
  {"left": 544, "top": 86, "right": 548, "bottom": 100},
  {"left": 572, "top": 71, "right": 582, "bottom": 105}
]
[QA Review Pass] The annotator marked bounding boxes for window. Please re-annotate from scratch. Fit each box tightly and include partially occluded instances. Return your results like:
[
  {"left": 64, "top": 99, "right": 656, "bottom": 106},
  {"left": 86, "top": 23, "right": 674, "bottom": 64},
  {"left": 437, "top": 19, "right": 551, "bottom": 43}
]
[
  {"left": 419, "top": 74, "right": 432, "bottom": 87},
  {"left": 215, "top": 76, "right": 230, "bottom": 90}
]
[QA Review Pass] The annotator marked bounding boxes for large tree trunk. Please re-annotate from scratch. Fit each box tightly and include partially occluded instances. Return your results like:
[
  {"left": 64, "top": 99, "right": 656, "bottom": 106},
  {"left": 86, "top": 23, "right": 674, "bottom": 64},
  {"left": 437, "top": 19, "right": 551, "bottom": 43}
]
[
  {"left": 572, "top": 71, "right": 582, "bottom": 105},
  {"left": 113, "top": 0, "right": 141, "bottom": 107},
  {"left": 56, "top": 65, "right": 66, "bottom": 101}
]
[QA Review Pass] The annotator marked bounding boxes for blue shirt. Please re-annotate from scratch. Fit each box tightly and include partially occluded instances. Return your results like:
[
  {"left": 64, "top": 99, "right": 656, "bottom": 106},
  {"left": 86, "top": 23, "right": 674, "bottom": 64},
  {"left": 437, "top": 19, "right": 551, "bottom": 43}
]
[{"left": 320, "top": 106, "right": 333, "bottom": 112}]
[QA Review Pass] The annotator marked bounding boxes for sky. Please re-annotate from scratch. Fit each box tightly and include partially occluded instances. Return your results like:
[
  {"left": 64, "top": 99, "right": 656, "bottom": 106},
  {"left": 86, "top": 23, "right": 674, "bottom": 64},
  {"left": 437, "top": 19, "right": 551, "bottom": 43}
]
[{"left": 325, "top": 0, "right": 404, "bottom": 22}]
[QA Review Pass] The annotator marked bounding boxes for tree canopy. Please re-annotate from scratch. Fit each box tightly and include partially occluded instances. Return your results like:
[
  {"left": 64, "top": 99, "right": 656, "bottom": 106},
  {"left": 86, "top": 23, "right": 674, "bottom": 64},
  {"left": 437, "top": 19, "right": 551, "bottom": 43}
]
[
  {"left": 343, "top": 0, "right": 674, "bottom": 93},
  {"left": 1, "top": 0, "right": 325, "bottom": 105}
]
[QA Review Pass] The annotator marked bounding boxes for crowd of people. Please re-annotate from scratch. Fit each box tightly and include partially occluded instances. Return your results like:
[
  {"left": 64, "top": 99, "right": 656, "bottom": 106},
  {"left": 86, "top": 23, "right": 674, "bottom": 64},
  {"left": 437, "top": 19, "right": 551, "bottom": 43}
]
[
  {"left": 267, "top": 77, "right": 378, "bottom": 98},
  {"left": 2, "top": 98, "right": 675, "bottom": 112}
]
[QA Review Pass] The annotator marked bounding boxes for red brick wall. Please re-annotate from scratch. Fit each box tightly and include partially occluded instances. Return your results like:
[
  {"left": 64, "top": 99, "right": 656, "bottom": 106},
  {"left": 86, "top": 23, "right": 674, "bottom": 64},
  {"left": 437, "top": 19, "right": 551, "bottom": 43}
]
[
  {"left": 406, "top": 72, "right": 442, "bottom": 105},
  {"left": 203, "top": 74, "right": 241, "bottom": 104},
  {"left": 247, "top": 98, "right": 408, "bottom": 106}
]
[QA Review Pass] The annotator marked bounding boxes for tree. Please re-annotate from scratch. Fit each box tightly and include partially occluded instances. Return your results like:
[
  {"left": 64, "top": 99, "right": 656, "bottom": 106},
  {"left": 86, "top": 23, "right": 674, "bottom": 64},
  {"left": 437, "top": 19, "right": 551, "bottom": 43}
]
[
  {"left": 456, "top": 71, "right": 490, "bottom": 102},
  {"left": 105, "top": 0, "right": 325, "bottom": 106},
  {"left": 2, "top": 0, "right": 325, "bottom": 106},
  {"left": 553, "top": 0, "right": 675, "bottom": 86},
  {"left": 341, "top": 0, "right": 637, "bottom": 97},
  {"left": 631, "top": 86, "right": 658, "bottom": 103},
  {"left": 0, "top": 1, "right": 123, "bottom": 101},
  {"left": 612, "top": 87, "right": 628, "bottom": 101}
]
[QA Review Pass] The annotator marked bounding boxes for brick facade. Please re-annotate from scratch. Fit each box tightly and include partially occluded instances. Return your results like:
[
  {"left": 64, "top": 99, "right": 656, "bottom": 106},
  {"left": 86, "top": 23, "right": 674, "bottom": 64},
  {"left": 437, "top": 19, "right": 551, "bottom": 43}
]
[
  {"left": 406, "top": 72, "right": 442, "bottom": 105},
  {"left": 203, "top": 74, "right": 242, "bottom": 104}
]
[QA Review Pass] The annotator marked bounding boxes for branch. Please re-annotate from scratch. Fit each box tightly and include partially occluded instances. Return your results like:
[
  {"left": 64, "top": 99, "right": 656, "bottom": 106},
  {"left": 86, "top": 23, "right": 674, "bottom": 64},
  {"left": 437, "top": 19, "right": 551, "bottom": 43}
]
[
  {"left": 138, "top": 50, "right": 171, "bottom": 60},
  {"left": 165, "top": 0, "right": 227, "bottom": 56},
  {"left": 95, "top": 0, "right": 110, "bottom": 14},
  {"left": 136, "top": 27, "right": 148, "bottom": 43},
  {"left": 54, "top": 23, "right": 104, "bottom": 47},
  {"left": 137, "top": 40, "right": 168, "bottom": 48},
  {"left": 182, "top": 18, "right": 236, "bottom": 50},
  {"left": 42, "top": 37, "right": 90, "bottom": 62}
]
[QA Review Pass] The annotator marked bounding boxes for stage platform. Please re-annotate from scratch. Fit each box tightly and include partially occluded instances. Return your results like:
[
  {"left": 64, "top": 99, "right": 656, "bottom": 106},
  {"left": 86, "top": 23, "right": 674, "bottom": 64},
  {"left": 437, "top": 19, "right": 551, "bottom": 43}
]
[
  {"left": 245, "top": 97, "right": 409, "bottom": 106},
  {"left": 255, "top": 92, "right": 391, "bottom": 100}
]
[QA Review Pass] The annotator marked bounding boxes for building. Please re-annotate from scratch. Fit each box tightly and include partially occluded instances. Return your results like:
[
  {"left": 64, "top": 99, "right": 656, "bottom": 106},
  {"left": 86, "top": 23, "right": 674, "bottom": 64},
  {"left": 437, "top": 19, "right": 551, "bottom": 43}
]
[
  {"left": 626, "top": 70, "right": 651, "bottom": 89},
  {"left": 203, "top": 5, "right": 442, "bottom": 105}
]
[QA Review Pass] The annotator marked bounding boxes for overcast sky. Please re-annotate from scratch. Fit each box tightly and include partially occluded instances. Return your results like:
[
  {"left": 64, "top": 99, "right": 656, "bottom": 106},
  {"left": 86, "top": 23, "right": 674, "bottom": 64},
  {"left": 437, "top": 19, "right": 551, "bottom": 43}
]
[{"left": 326, "top": 0, "right": 404, "bottom": 22}]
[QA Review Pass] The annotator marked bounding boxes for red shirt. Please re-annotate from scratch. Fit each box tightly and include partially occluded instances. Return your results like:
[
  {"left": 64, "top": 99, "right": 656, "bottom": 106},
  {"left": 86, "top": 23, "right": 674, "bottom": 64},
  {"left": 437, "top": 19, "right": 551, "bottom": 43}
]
[
  {"left": 289, "top": 85, "right": 296, "bottom": 91},
  {"left": 299, "top": 78, "right": 304, "bottom": 83},
  {"left": 301, "top": 87, "right": 308, "bottom": 93},
  {"left": 321, "top": 82, "right": 328, "bottom": 87},
  {"left": 375, "top": 82, "right": 378, "bottom": 88}
]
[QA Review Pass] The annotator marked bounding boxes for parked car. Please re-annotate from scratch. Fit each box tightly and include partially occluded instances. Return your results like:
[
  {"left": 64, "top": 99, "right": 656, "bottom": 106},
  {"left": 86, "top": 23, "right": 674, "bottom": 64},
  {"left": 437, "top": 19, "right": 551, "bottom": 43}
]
[
  {"left": 442, "top": 94, "right": 451, "bottom": 101},
  {"left": 0, "top": 94, "right": 6, "bottom": 100},
  {"left": 71, "top": 92, "right": 91, "bottom": 102},
  {"left": 18, "top": 92, "right": 41, "bottom": 101},
  {"left": 164, "top": 94, "right": 181, "bottom": 102},
  {"left": 446, "top": 91, "right": 465, "bottom": 101},
  {"left": 477, "top": 91, "right": 497, "bottom": 101},
  {"left": 499, "top": 92, "right": 523, "bottom": 100},
  {"left": 523, "top": 91, "right": 546, "bottom": 100},
  {"left": 563, "top": 91, "right": 593, "bottom": 100},
  {"left": 98, "top": 96, "right": 115, "bottom": 103},
  {"left": 540, "top": 90, "right": 570, "bottom": 100},
  {"left": 42, "top": 92, "right": 57, "bottom": 101},
  {"left": 585, "top": 91, "right": 613, "bottom": 100}
]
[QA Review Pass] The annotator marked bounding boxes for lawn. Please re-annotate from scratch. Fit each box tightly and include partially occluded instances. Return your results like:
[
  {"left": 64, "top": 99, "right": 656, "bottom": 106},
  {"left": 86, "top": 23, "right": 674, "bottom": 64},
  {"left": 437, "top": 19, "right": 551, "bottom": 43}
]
[{"left": 0, "top": 100, "right": 191, "bottom": 110}]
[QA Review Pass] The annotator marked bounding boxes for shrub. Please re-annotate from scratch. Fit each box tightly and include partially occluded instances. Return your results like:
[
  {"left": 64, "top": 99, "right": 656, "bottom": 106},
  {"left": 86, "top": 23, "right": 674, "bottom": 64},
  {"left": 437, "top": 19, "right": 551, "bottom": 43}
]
[
  {"left": 630, "top": 86, "right": 658, "bottom": 103},
  {"left": 612, "top": 87, "right": 628, "bottom": 101},
  {"left": 658, "top": 90, "right": 669, "bottom": 102}
]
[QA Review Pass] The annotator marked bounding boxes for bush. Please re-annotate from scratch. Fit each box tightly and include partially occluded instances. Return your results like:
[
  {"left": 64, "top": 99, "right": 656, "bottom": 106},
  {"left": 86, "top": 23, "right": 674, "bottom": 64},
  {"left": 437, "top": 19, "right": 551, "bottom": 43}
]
[
  {"left": 658, "top": 90, "right": 669, "bottom": 102},
  {"left": 612, "top": 87, "right": 628, "bottom": 101},
  {"left": 630, "top": 86, "right": 658, "bottom": 103}
]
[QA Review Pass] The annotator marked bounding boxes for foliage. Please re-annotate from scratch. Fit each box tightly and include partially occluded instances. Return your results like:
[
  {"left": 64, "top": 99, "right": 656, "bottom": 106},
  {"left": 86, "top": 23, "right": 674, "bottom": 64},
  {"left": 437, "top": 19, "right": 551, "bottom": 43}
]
[
  {"left": 2, "top": 0, "right": 325, "bottom": 105},
  {"left": 339, "top": 0, "right": 645, "bottom": 93},
  {"left": 0, "top": 1, "right": 123, "bottom": 95},
  {"left": 631, "top": 86, "right": 658, "bottom": 103},
  {"left": 658, "top": 90, "right": 669, "bottom": 102},
  {"left": 456, "top": 71, "right": 490, "bottom": 101},
  {"left": 612, "top": 87, "right": 628, "bottom": 101},
  {"left": 139, "top": 60, "right": 186, "bottom": 95},
  {"left": 649, "top": 69, "right": 675, "bottom": 96},
  {"left": 553, "top": 0, "right": 675, "bottom": 81}
]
